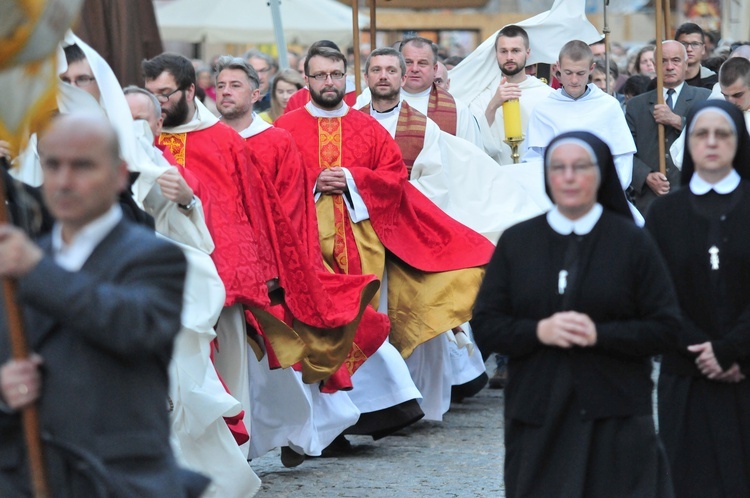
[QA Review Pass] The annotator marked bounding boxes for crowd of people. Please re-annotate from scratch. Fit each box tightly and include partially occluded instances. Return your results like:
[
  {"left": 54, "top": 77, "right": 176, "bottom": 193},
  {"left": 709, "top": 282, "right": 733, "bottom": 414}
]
[{"left": 0, "top": 11, "right": 749, "bottom": 498}]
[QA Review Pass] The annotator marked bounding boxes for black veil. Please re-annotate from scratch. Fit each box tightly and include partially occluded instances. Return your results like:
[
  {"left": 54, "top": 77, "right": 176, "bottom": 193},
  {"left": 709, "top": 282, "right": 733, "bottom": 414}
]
[{"left": 543, "top": 131, "right": 634, "bottom": 222}]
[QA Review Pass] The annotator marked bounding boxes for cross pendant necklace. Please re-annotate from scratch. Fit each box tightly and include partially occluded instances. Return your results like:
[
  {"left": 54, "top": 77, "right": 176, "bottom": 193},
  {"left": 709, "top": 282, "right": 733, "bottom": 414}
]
[{"left": 708, "top": 245, "right": 720, "bottom": 270}]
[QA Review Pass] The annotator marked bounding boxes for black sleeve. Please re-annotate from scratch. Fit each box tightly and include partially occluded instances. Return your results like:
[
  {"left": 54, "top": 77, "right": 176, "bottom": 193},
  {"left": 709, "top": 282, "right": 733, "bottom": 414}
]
[{"left": 471, "top": 234, "right": 543, "bottom": 359}]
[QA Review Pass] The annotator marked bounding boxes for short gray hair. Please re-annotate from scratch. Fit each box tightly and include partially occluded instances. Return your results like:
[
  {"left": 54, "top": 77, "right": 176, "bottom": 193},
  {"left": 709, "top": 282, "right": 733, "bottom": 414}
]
[
  {"left": 215, "top": 55, "right": 260, "bottom": 89},
  {"left": 242, "top": 49, "right": 275, "bottom": 69},
  {"left": 123, "top": 85, "right": 161, "bottom": 119},
  {"left": 365, "top": 47, "right": 406, "bottom": 76},
  {"left": 400, "top": 37, "right": 439, "bottom": 64}
]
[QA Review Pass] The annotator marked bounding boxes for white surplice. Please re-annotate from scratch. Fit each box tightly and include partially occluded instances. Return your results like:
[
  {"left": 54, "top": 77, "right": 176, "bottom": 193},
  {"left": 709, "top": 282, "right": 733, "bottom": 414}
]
[
  {"left": 467, "top": 75, "right": 554, "bottom": 164},
  {"left": 366, "top": 100, "right": 549, "bottom": 244}
]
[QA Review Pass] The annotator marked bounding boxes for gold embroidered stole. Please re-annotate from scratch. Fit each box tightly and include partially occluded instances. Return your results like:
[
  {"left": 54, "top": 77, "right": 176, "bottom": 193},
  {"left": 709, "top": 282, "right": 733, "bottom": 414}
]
[
  {"left": 427, "top": 84, "right": 457, "bottom": 136},
  {"left": 157, "top": 133, "right": 187, "bottom": 167},
  {"left": 393, "top": 101, "right": 427, "bottom": 177},
  {"left": 318, "top": 117, "right": 360, "bottom": 275}
]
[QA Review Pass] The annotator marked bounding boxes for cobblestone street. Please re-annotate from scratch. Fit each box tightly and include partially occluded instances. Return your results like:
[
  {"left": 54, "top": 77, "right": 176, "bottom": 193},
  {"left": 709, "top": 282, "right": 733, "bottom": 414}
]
[{"left": 252, "top": 385, "right": 506, "bottom": 497}]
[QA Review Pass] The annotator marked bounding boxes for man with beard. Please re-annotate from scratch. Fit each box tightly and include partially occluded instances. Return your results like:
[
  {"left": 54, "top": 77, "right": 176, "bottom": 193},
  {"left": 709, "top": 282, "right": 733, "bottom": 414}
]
[
  {"left": 359, "top": 47, "right": 547, "bottom": 418},
  {"left": 213, "top": 55, "right": 389, "bottom": 466},
  {"left": 468, "top": 25, "right": 553, "bottom": 164},
  {"left": 142, "top": 53, "right": 388, "bottom": 461},
  {"left": 396, "top": 37, "right": 483, "bottom": 148},
  {"left": 284, "top": 41, "right": 358, "bottom": 114},
  {"left": 276, "top": 46, "right": 495, "bottom": 442}
]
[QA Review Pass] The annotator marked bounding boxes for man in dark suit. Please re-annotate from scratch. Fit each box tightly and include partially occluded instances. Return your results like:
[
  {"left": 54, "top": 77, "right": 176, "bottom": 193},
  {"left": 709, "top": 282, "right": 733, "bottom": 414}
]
[
  {"left": 627, "top": 40, "right": 711, "bottom": 215},
  {"left": 0, "top": 113, "right": 208, "bottom": 497}
]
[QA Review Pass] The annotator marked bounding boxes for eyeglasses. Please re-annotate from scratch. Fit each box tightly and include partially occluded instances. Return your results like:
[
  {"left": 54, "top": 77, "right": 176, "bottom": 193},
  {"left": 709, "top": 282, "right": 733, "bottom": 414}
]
[
  {"left": 548, "top": 163, "right": 597, "bottom": 175},
  {"left": 254, "top": 66, "right": 272, "bottom": 74},
  {"left": 61, "top": 75, "right": 96, "bottom": 87},
  {"left": 680, "top": 41, "right": 704, "bottom": 49},
  {"left": 154, "top": 88, "right": 183, "bottom": 103},
  {"left": 690, "top": 128, "right": 735, "bottom": 141},
  {"left": 307, "top": 71, "right": 346, "bottom": 82}
]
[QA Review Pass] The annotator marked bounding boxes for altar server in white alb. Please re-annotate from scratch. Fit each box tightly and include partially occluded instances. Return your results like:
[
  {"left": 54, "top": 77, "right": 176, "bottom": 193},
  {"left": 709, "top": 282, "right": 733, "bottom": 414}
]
[
  {"left": 525, "top": 40, "right": 635, "bottom": 192},
  {"left": 448, "top": 0, "right": 602, "bottom": 164},
  {"left": 462, "top": 25, "right": 552, "bottom": 164}
]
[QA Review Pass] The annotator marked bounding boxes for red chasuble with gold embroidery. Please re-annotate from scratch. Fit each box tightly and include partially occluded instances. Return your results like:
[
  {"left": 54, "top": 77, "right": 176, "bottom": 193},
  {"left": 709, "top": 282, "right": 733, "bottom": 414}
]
[
  {"left": 275, "top": 108, "right": 493, "bottom": 273},
  {"left": 243, "top": 125, "right": 390, "bottom": 391},
  {"left": 157, "top": 121, "right": 386, "bottom": 391}
]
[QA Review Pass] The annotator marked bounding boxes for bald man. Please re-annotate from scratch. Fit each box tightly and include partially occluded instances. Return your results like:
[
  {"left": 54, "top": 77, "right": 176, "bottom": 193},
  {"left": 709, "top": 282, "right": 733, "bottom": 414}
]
[
  {"left": 0, "top": 114, "right": 207, "bottom": 497},
  {"left": 434, "top": 61, "right": 450, "bottom": 91},
  {"left": 626, "top": 40, "right": 711, "bottom": 214}
]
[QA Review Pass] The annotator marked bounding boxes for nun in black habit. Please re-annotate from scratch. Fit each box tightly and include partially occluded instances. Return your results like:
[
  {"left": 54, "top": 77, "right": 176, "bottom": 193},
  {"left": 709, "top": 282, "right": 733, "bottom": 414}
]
[
  {"left": 472, "top": 131, "right": 680, "bottom": 497},
  {"left": 645, "top": 99, "right": 750, "bottom": 498}
]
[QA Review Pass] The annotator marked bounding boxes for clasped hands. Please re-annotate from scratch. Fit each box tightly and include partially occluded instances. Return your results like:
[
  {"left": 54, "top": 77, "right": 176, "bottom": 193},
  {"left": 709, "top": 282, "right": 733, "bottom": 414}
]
[
  {"left": 688, "top": 342, "right": 745, "bottom": 383},
  {"left": 316, "top": 167, "right": 348, "bottom": 195},
  {"left": 537, "top": 311, "right": 597, "bottom": 348}
]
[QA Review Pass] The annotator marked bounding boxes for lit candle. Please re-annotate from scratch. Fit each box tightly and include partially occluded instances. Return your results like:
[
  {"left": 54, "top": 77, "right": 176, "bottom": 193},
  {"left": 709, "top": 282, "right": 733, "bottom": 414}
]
[{"left": 502, "top": 99, "right": 522, "bottom": 140}]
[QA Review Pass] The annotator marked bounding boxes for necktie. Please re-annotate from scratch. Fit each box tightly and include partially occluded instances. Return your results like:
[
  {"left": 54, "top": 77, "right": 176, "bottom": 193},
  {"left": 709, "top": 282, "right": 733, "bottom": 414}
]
[{"left": 666, "top": 89, "right": 675, "bottom": 110}]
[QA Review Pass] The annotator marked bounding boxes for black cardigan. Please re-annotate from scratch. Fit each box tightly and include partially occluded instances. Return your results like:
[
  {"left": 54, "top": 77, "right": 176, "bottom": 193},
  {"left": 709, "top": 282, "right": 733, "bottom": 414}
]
[
  {"left": 646, "top": 182, "right": 750, "bottom": 375},
  {"left": 471, "top": 210, "right": 680, "bottom": 425}
]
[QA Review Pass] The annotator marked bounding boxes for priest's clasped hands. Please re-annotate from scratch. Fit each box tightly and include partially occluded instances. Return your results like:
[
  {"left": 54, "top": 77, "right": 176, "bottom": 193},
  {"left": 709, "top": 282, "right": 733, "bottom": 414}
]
[
  {"left": 316, "top": 167, "right": 348, "bottom": 195},
  {"left": 536, "top": 311, "right": 597, "bottom": 348}
]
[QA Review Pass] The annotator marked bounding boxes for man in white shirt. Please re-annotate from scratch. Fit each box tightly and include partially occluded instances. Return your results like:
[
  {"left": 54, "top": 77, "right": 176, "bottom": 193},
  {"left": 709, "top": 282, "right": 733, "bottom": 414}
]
[
  {"left": 626, "top": 40, "right": 710, "bottom": 214},
  {"left": 0, "top": 113, "right": 206, "bottom": 497}
]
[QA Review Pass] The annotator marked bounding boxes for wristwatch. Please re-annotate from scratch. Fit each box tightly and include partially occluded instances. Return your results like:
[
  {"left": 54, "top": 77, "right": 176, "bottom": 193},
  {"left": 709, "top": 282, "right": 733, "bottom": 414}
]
[{"left": 178, "top": 196, "right": 197, "bottom": 211}]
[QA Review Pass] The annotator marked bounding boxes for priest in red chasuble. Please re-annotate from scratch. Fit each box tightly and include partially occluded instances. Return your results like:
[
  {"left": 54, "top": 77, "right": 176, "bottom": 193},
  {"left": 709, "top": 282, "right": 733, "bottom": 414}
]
[
  {"left": 214, "top": 54, "right": 426, "bottom": 445},
  {"left": 276, "top": 46, "right": 495, "bottom": 360},
  {"left": 142, "top": 53, "right": 387, "bottom": 396}
]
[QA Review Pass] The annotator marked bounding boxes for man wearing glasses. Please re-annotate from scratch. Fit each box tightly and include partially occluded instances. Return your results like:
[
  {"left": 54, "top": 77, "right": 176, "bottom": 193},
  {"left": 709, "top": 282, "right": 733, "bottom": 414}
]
[
  {"left": 675, "top": 22, "right": 718, "bottom": 89},
  {"left": 243, "top": 49, "right": 276, "bottom": 113},
  {"left": 142, "top": 53, "right": 388, "bottom": 462},
  {"left": 60, "top": 44, "right": 100, "bottom": 103},
  {"left": 276, "top": 46, "right": 494, "bottom": 446}
]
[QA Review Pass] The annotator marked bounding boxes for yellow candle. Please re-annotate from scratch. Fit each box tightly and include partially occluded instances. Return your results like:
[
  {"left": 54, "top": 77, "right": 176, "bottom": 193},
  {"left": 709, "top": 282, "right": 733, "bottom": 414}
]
[{"left": 502, "top": 98, "right": 523, "bottom": 140}]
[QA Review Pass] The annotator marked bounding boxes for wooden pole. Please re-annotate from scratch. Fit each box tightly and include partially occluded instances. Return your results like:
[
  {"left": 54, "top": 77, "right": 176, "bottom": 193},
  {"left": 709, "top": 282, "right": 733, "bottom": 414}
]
[
  {"left": 0, "top": 161, "right": 49, "bottom": 498},
  {"left": 664, "top": 0, "right": 672, "bottom": 40},
  {"left": 603, "top": 0, "right": 611, "bottom": 95},
  {"left": 655, "top": 0, "right": 666, "bottom": 176},
  {"left": 352, "top": 0, "right": 362, "bottom": 96},
  {"left": 369, "top": 0, "right": 377, "bottom": 52}
]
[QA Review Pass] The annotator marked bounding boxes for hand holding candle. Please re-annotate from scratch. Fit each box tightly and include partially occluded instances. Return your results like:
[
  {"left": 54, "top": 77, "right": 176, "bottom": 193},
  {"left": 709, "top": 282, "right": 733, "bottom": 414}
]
[{"left": 502, "top": 99, "right": 523, "bottom": 140}]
